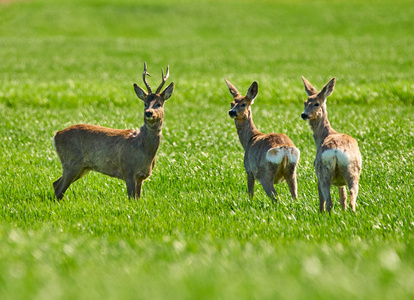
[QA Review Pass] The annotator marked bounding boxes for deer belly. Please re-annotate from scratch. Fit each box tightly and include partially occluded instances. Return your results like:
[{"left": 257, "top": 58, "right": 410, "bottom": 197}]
[
  {"left": 98, "top": 169, "right": 123, "bottom": 179},
  {"left": 87, "top": 159, "right": 123, "bottom": 180}
]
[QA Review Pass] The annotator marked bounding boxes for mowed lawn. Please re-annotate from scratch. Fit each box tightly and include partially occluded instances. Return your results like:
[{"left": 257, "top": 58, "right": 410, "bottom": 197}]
[{"left": 0, "top": 0, "right": 413, "bottom": 299}]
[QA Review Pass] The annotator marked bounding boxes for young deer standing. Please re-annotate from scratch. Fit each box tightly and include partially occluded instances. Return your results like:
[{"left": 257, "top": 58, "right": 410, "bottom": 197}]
[
  {"left": 225, "top": 80, "right": 300, "bottom": 201},
  {"left": 301, "top": 77, "right": 362, "bottom": 212},
  {"left": 53, "top": 63, "right": 174, "bottom": 200}
]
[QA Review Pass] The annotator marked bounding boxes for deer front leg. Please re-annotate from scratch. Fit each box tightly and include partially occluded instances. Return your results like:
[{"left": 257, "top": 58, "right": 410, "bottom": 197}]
[
  {"left": 135, "top": 179, "right": 143, "bottom": 199},
  {"left": 247, "top": 172, "right": 255, "bottom": 199},
  {"left": 126, "top": 177, "right": 136, "bottom": 199}
]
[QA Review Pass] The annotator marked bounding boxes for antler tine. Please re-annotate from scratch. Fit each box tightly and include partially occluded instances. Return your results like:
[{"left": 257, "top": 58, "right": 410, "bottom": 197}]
[
  {"left": 142, "top": 62, "right": 152, "bottom": 94},
  {"left": 156, "top": 65, "right": 170, "bottom": 94}
]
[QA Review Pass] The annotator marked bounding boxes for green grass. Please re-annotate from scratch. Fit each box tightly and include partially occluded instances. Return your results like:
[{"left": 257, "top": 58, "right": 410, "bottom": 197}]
[{"left": 0, "top": 0, "right": 413, "bottom": 299}]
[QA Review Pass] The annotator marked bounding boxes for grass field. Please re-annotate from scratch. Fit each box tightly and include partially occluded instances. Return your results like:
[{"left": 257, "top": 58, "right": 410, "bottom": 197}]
[{"left": 0, "top": 0, "right": 413, "bottom": 299}]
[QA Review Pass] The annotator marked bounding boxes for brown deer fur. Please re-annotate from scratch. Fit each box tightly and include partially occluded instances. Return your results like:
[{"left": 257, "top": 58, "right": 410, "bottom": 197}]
[
  {"left": 53, "top": 63, "right": 174, "bottom": 200},
  {"left": 226, "top": 79, "right": 300, "bottom": 201},
  {"left": 301, "top": 77, "right": 362, "bottom": 212}
]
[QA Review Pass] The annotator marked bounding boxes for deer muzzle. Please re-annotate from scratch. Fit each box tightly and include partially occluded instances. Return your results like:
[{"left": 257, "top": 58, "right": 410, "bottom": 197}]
[
  {"left": 229, "top": 110, "right": 237, "bottom": 118},
  {"left": 145, "top": 111, "right": 154, "bottom": 119}
]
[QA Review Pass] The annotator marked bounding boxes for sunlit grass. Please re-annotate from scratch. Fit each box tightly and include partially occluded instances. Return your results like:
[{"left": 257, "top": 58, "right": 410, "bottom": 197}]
[{"left": 0, "top": 0, "right": 413, "bottom": 299}]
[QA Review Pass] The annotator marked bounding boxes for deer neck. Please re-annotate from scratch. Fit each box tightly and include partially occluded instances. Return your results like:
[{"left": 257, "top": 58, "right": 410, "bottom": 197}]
[
  {"left": 139, "top": 121, "right": 163, "bottom": 154},
  {"left": 235, "top": 109, "right": 261, "bottom": 151},
  {"left": 309, "top": 107, "right": 337, "bottom": 151}
]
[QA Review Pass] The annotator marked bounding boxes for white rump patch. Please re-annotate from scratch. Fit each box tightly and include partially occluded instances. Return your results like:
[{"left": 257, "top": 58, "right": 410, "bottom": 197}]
[
  {"left": 287, "top": 147, "right": 300, "bottom": 164},
  {"left": 266, "top": 147, "right": 286, "bottom": 164},
  {"left": 266, "top": 147, "right": 300, "bottom": 165},
  {"left": 322, "top": 149, "right": 351, "bottom": 167}
]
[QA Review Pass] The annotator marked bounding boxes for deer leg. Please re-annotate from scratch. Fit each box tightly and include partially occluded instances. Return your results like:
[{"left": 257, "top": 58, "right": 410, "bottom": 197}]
[
  {"left": 261, "top": 179, "right": 279, "bottom": 203},
  {"left": 318, "top": 172, "right": 333, "bottom": 213},
  {"left": 320, "top": 183, "right": 332, "bottom": 213},
  {"left": 247, "top": 172, "right": 255, "bottom": 199},
  {"left": 317, "top": 181, "right": 325, "bottom": 212},
  {"left": 348, "top": 181, "right": 359, "bottom": 212},
  {"left": 53, "top": 168, "right": 82, "bottom": 200},
  {"left": 316, "top": 162, "right": 335, "bottom": 213},
  {"left": 126, "top": 177, "right": 136, "bottom": 199},
  {"left": 284, "top": 164, "right": 298, "bottom": 200},
  {"left": 53, "top": 177, "right": 63, "bottom": 200},
  {"left": 338, "top": 186, "right": 347, "bottom": 211},
  {"left": 135, "top": 179, "right": 143, "bottom": 199}
]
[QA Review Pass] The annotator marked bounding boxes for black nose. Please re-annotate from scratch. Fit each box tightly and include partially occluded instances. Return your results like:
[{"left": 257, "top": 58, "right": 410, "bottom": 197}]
[
  {"left": 229, "top": 110, "right": 237, "bottom": 118},
  {"left": 145, "top": 111, "right": 153, "bottom": 118},
  {"left": 301, "top": 113, "right": 309, "bottom": 120}
]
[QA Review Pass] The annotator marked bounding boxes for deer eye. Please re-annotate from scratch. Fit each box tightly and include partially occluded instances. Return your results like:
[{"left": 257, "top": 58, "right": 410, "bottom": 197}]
[
  {"left": 314, "top": 103, "right": 320, "bottom": 107},
  {"left": 241, "top": 103, "right": 246, "bottom": 108},
  {"left": 155, "top": 103, "right": 162, "bottom": 108}
]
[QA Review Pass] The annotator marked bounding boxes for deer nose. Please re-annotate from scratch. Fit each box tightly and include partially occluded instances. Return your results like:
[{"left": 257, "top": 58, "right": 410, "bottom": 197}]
[
  {"left": 229, "top": 110, "right": 237, "bottom": 118},
  {"left": 145, "top": 111, "right": 153, "bottom": 118},
  {"left": 301, "top": 113, "right": 309, "bottom": 120}
]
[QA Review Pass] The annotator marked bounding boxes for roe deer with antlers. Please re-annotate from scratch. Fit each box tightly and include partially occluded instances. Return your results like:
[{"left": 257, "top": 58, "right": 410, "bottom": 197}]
[
  {"left": 225, "top": 80, "right": 300, "bottom": 201},
  {"left": 53, "top": 63, "right": 174, "bottom": 200},
  {"left": 301, "top": 77, "right": 362, "bottom": 212}
]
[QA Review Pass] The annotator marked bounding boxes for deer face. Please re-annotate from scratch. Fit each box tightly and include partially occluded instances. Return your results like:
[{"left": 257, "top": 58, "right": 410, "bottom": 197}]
[
  {"left": 301, "top": 77, "right": 336, "bottom": 122},
  {"left": 133, "top": 63, "right": 174, "bottom": 129},
  {"left": 143, "top": 94, "right": 165, "bottom": 124},
  {"left": 226, "top": 80, "right": 258, "bottom": 120},
  {"left": 229, "top": 96, "right": 251, "bottom": 120},
  {"left": 301, "top": 94, "right": 325, "bottom": 121}
]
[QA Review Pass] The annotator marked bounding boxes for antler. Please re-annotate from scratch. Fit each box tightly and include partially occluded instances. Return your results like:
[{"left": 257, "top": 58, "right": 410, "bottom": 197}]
[
  {"left": 155, "top": 65, "right": 170, "bottom": 94},
  {"left": 142, "top": 62, "right": 152, "bottom": 94}
]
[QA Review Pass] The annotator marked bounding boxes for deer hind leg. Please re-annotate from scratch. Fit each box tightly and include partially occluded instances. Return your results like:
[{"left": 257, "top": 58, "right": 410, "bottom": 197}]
[
  {"left": 260, "top": 178, "right": 279, "bottom": 203},
  {"left": 53, "top": 166, "right": 84, "bottom": 200},
  {"left": 317, "top": 181, "right": 325, "bottom": 212},
  {"left": 317, "top": 158, "right": 336, "bottom": 213},
  {"left": 247, "top": 172, "right": 255, "bottom": 199},
  {"left": 338, "top": 186, "right": 347, "bottom": 211},
  {"left": 317, "top": 167, "right": 333, "bottom": 213},
  {"left": 348, "top": 180, "right": 359, "bottom": 212},
  {"left": 284, "top": 163, "right": 298, "bottom": 200},
  {"left": 319, "top": 181, "right": 332, "bottom": 213}
]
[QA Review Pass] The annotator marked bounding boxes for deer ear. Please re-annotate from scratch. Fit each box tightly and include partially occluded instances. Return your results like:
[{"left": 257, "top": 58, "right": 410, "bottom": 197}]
[
  {"left": 246, "top": 81, "right": 258, "bottom": 103},
  {"left": 134, "top": 84, "right": 148, "bottom": 101},
  {"left": 302, "top": 76, "right": 318, "bottom": 96},
  {"left": 225, "top": 79, "right": 241, "bottom": 98},
  {"left": 161, "top": 82, "right": 174, "bottom": 101},
  {"left": 319, "top": 78, "right": 336, "bottom": 99}
]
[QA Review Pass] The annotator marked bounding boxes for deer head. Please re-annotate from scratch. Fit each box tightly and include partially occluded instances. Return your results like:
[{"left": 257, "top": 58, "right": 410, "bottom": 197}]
[
  {"left": 134, "top": 62, "right": 174, "bottom": 129},
  {"left": 225, "top": 79, "right": 258, "bottom": 120},
  {"left": 301, "top": 77, "right": 336, "bottom": 122}
]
